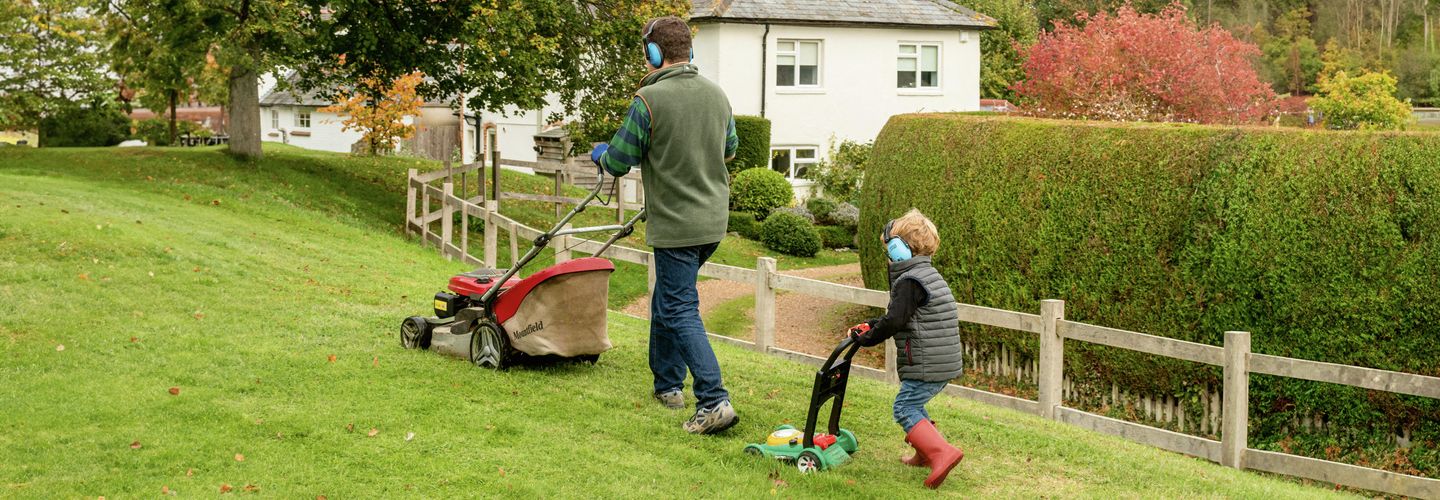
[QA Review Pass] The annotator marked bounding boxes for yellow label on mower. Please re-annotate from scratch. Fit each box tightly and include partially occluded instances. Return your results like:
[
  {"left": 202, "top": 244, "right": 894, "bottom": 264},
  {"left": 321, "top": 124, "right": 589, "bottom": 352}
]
[
  {"left": 767, "top": 428, "right": 803, "bottom": 446},
  {"left": 435, "top": 299, "right": 448, "bottom": 312}
]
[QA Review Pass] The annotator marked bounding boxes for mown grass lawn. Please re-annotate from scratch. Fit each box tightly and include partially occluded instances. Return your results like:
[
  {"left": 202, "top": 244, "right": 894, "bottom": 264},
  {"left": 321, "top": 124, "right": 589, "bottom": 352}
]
[{"left": 0, "top": 145, "right": 1348, "bottom": 498}]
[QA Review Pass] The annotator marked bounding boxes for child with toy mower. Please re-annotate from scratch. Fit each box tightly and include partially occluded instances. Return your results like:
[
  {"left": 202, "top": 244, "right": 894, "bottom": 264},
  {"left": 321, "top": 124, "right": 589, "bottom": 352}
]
[{"left": 848, "top": 209, "right": 965, "bottom": 489}]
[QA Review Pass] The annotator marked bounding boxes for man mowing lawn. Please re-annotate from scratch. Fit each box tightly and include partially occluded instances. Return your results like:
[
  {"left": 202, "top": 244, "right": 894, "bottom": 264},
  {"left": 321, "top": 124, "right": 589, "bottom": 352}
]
[{"left": 591, "top": 16, "right": 741, "bottom": 434}]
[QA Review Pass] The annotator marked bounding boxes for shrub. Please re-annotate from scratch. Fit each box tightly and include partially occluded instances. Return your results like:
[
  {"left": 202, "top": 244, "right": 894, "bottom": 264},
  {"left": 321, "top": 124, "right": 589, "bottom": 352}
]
[
  {"left": 134, "top": 118, "right": 203, "bottom": 146},
  {"left": 773, "top": 205, "right": 814, "bottom": 224},
  {"left": 1015, "top": 4, "right": 1277, "bottom": 124},
  {"left": 817, "top": 225, "right": 857, "bottom": 249},
  {"left": 826, "top": 202, "right": 860, "bottom": 228},
  {"left": 759, "top": 211, "right": 821, "bottom": 257},
  {"left": 730, "top": 167, "right": 792, "bottom": 219},
  {"left": 804, "top": 140, "right": 870, "bottom": 203},
  {"left": 1310, "top": 70, "right": 1414, "bottom": 130},
  {"left": 805, "top": 197, "right": 837, "bottom": 222},
  {"left": 727, "top": 211, "right": 758, "bottom": 239},
  {"left": 731, "top": 115, "right": 771, "bottom": 175},
  {"left": 864, "top": 113, "right": 1440, "bottom": 460},
  {"left": 39, "top": 102, "right": 131, "bottom": 147}
]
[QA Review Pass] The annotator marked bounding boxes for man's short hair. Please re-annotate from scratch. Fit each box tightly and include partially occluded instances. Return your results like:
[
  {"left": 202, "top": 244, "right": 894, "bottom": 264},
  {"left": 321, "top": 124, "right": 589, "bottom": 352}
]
[
  {"left": 891, "top": 208, "right": 940, "bottom": 256},
  {"left": 645, "top": 16, "right": 691, "bottom": 64}
]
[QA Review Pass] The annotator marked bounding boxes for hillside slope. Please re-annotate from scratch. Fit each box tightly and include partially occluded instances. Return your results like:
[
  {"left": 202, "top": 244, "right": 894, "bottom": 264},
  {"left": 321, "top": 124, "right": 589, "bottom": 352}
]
[{"left": 0, "top": 146, "right": 1345, "bottom": 497}]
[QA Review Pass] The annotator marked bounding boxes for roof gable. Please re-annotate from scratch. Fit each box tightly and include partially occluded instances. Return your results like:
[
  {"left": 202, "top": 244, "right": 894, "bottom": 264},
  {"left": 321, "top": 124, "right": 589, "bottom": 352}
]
[{"left": 690, "top": 0, "right": 996, "bottom": 29}]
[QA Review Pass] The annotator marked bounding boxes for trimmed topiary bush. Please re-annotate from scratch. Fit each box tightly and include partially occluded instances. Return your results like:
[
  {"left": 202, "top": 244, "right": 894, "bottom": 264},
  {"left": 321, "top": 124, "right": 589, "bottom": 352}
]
[
  {"left": 805, "top": 197, "right": 838, "bottom": 222},
  {"left": 730, "top": 167, "right": 793, "bottom": 219},
  {"left": 862, "top": 113, "right": 1440, "bottom": 469},
  {"left": 760, "top": 211, "right": 821, "bottom": 257},
  {"left": 727, "top": 211, "right": 758, "bottom": 239},
  {"left": 731, "top": 115, "right": 771, "bottom": 175},
  {"left": 817, "top": 225, "right": 857, "bottom": 249}
]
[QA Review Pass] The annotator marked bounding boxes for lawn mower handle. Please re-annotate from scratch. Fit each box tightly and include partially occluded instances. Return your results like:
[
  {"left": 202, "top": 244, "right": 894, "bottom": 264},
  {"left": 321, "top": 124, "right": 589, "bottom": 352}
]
[
  {"left": 803, "top": 335, "right": 863, "bottom": 449},
  {"left": 476, "top": 179, "right": 642, "bottom": 305}
]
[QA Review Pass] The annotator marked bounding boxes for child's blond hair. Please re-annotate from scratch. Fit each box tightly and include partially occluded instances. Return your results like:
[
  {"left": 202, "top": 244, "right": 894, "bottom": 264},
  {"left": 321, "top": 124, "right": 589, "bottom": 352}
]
[{"left": 890, "top": 208, "right": 939, "bottom": 256}]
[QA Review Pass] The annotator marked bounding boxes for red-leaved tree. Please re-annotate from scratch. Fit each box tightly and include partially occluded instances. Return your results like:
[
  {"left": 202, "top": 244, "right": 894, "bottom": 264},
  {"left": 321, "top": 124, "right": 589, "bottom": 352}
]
[{"left": 1013, "top": 4, "right": 1278, "bottom": 124}]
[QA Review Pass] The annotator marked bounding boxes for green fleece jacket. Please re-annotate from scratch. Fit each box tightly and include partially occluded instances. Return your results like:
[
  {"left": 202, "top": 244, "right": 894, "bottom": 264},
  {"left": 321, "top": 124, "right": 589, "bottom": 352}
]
[{"left": 598, "top": 64, "right": 738, "bottom": 248}]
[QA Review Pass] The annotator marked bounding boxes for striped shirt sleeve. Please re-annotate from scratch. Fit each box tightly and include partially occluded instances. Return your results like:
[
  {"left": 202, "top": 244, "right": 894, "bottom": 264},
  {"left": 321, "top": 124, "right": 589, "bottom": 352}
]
[
  {"left": 725, "top": 116, "right": 738, "bottom": 158},
  {"left": 599, "top": 97, "right": 650, "bottom": 177}
]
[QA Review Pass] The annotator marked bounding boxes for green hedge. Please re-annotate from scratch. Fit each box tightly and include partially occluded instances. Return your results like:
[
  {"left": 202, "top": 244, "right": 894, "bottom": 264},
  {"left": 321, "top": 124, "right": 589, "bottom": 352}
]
[
  {"left": 760, "top": 211, "right": 821, "bottom": 257},
  {"left": 862, "top": 114, "right": 1440, "bottom": 455},
  {"left": 731, "top": 115, "right": 771, "bottom": 175},
  {"left": 817, "top": 225, "right": 856, "bottom": 249},
  {"left": 727, "top": 211, "right": 760, "bottom": 240},
  {"left": 730, "top": 167, "right": 792, "bottom": 219}
]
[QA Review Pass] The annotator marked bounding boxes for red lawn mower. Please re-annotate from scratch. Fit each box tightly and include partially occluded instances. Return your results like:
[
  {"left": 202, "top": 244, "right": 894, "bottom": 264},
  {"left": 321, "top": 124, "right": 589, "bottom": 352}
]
[{"left": 400, "top": 180, "right": 644, "bottom": 369}]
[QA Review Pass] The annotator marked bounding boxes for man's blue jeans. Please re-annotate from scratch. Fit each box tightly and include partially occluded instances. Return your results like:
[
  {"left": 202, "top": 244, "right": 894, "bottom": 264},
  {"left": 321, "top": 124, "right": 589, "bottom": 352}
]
[
  {"left": 650, "top": 242, "right": 729, "bottom": 409},
  {"left": 894, "top": 379, "right": 948, "bottom": 432}
]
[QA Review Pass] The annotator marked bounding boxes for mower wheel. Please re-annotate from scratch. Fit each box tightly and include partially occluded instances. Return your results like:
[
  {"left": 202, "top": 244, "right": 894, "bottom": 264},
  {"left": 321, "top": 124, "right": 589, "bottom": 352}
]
[
  {"left": 400, "top": 316, "right": 431, "bottom": 349},
  {"left": 470, "top": 320, "right": 508, "bottom": 369},
  {"left": 796, "top": 451, "right": 822, "bottom": 473},
  {"left": 743, "top": 445, "right": 764, "bottom": 457}
]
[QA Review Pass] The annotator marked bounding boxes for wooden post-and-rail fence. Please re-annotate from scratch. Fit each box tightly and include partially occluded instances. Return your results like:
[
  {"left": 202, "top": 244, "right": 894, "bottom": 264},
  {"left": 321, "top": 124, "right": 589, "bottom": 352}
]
[{"left": 404, "top": 170, "right": 1440, "bottom": 499}]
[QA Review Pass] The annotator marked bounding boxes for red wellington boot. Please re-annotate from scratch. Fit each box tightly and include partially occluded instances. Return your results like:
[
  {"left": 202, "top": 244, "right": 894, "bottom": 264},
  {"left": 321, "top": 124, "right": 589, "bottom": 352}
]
[
  {"left": 904, "top": 419, "right": 964, "bottom": 489},
  {"left": 900, "top": 442, "right": 927, "bottom": 467}
]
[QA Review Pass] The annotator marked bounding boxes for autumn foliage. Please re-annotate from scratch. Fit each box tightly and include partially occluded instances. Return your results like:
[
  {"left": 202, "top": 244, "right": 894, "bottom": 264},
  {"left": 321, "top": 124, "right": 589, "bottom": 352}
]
[
  {"left": 321, "top": 71, "right": 425, "bottom": 155},
  {"left": 1014, "top": 4, "right": 1278, "bottom": 124}
]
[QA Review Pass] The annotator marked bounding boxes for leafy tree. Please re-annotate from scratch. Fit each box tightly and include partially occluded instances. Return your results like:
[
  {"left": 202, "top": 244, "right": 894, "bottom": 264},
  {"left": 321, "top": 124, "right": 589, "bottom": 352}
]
[
  {"left": 38, "top": 99, "right": 131, "bottom": 147},
  {"left": 967, "top": 0, "right": 1040, "bottom": 101},
  {"left": 292, "top": 0, "right": 688, "bottom": 148},
  {"left": 103, "top": 0, "right": 213, "bottom": 145},
  {"left": 320, "top": 72, "right": 426, "bottom": 155},
  {"left": 1014, "top": 4, "right": 1278, "bottom": 124},
  {"left": 1258, "top": 7, "right": 1322, "bottom": 94},
  {"left": 0, "top": 0, "right": 112, "bottom": 130},
  {"left": 1309, "top": 70, "right": 1414, "bottom": 130}
]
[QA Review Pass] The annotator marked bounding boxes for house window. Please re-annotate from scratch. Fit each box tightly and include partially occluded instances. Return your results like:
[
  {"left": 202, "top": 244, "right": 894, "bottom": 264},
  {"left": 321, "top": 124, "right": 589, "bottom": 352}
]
[
  {"left": 776, "top": 40, "right": 821, "bottom": 87},
  {"left": 270, "top": 110, "right": 279, "bottom": 129},
  {"left": 898, "top": 43, "right": 940, "bottom": 89},
  {"left": 771, "top": 146, "right": 818, "bottom": 180},
  {"left": 294, "top": 109, "right": 311, "bottom": 128}
]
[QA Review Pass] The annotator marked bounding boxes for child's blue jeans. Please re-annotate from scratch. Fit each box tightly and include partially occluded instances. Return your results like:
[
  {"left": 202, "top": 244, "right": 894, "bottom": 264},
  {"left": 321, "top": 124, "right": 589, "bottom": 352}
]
[{"left": 894, "top": 379, "right": 948, "bottom": 432}]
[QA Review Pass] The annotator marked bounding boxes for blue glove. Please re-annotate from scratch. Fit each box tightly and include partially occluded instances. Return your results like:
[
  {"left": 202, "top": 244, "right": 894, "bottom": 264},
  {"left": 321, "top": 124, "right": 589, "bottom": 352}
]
[{"left": 590, "top": 143, "right": 609, "bottom": 173}]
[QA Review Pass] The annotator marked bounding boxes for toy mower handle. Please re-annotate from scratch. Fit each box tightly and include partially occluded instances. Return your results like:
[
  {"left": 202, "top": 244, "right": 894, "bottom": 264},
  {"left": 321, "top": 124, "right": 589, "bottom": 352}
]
[{"left": 823, "top": 336, "right": 862, "bottom": 372}]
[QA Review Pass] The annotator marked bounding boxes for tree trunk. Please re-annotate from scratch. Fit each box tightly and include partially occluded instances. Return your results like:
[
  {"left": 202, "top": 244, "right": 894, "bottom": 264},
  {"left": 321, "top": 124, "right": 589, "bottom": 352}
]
[
  {"left": 168, "top": 89, "right": 178, "bottom": 146},
  {"left": 227, "top": 66, "right": 262, "bottom": 160}
]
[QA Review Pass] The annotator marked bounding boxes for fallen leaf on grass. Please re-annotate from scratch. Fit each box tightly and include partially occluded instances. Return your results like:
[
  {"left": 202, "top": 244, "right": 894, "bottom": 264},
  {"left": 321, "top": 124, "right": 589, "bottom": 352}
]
[
  {"left": 767, "top": 470, "right": 788, "bottom": 488},
  {"left": 211, "top": 200, "right": 221, "bottom": 206},
  {"left": 764, "top": 388, "right": 781, "bottom": 400},
  {"left": 372, "top": 356, "right": 378, "bottom": 367},
  {"left": 183, "top": 195, "right": 191, "bottom": 201},
  {"left": 77, "top": 273, "right": 89, "bottom": 281},
  {"left": 254, "top": 419, "right": 263, "bottom": 425},
  {"left": 404, "top": 432, "right": 415, "bottom": 441},
  {"left": 193, "top": 311, "right": 205, "bottom": 320},
  {"left": 345, "top": 423, "right": 354, "bottom": 432},
  {"left": 192, "top": 267, "right": 200, "bottom": 272},
  {"left": 316, "top": 496, "right": 327, "bottom": 500},
  {"left": 186, "top": 468, "right": 194, "bottom": 477},
  {"left": 161, "top": 485, "right": 174, "bottom": 495},
  {"left": 497, "top": 467, "right": 505, "bottom": 477},
  {"left": 234, "top": 453, "right": 244, "bottom": 462},
  {"left": 367, "top": 428, "right": 379, "bottom": 437},
  {"left": 130, "top": 440, "right": 141, "bottom": 449},
  {"left": 327, "top": 354, "right": 336, "bottom": 363},
  {"left": 219, "top": 483, "right": 232, "bottom": 493},
  {"left": 60, "top": 209, "right": 68, "bottom": 214},
  {"left": 243, "top": 484, "right": 258, "bottom": 492},
  {"left": 168, "top": 387, "right": 180, "bottom": 395},
  {"left": 56, "top": 344, "right": 65, "bottom": 351}
]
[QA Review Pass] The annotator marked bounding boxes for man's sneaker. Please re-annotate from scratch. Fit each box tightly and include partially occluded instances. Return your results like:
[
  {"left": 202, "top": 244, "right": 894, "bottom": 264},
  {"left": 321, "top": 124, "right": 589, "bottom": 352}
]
[
  {"left": 683, "top": 400, "right": 739, "bottom": 434},
  {"left": 653, "top": 390, "right": 685, "bottom": 410}
]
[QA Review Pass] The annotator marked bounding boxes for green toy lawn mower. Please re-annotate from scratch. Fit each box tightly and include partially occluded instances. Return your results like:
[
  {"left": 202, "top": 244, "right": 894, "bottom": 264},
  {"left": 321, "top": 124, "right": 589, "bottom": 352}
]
[{"left": 745, "top": 336, "right": 862, "bottom": 472}]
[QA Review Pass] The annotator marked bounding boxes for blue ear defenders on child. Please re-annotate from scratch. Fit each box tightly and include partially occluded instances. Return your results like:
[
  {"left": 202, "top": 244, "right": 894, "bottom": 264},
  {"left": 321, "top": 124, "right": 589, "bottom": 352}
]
[
  {"left": 882, "top": 219, "right": 913, "bottom": 262},
  {"left": 643, "top": 19, "right": 694, "bottom": 68}
]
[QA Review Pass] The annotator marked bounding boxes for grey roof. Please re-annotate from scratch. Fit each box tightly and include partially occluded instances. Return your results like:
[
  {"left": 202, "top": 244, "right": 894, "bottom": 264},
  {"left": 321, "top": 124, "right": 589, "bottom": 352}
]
[{"left": 690, "top": 0, "right": 996, "bottom": 29}]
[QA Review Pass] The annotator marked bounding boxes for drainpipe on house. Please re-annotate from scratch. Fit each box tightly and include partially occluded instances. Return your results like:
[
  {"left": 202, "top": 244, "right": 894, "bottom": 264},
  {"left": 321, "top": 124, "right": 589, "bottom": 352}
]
[{"left": 760, "top": 23, "right": 770, "bottom": 118}]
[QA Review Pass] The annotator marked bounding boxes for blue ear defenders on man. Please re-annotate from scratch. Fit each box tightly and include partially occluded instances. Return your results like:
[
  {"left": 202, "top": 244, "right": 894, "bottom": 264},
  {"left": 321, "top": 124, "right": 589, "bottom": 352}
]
[
  {"left": 643, "top": 19, "right": 694, "bottom": 68},
  {"left": 882, "top": 219, "right": 913, "bottom": 262}
]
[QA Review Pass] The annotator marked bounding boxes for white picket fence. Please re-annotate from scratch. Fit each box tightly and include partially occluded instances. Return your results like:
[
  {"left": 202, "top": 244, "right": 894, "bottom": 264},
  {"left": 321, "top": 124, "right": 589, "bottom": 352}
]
[{"left": 405, "top": 169, "right": 1440, "bottom": 499}]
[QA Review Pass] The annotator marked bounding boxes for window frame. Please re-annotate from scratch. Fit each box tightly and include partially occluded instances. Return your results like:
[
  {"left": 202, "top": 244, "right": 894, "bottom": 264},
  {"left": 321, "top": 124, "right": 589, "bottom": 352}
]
[
  {"left": 770, "top": 145, "right": 820, "bottom": 180},
  {"left": 294, "top": 108, "right": 311, "bottom": 128},
  {"left": 897, "top": 42, "right": 942, "bottom": 90},
  {"left": 775, "top": 39, "right": 823, "bottom": 89},
  {"left": 270, "top": 110, "right": 279, "bottom": 129}
]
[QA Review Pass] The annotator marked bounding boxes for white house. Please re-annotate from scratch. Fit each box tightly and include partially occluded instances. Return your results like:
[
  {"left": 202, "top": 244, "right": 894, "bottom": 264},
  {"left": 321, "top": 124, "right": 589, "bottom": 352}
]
[{"left": 690, "top": 0, "right": 994, "bottom": 191}]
